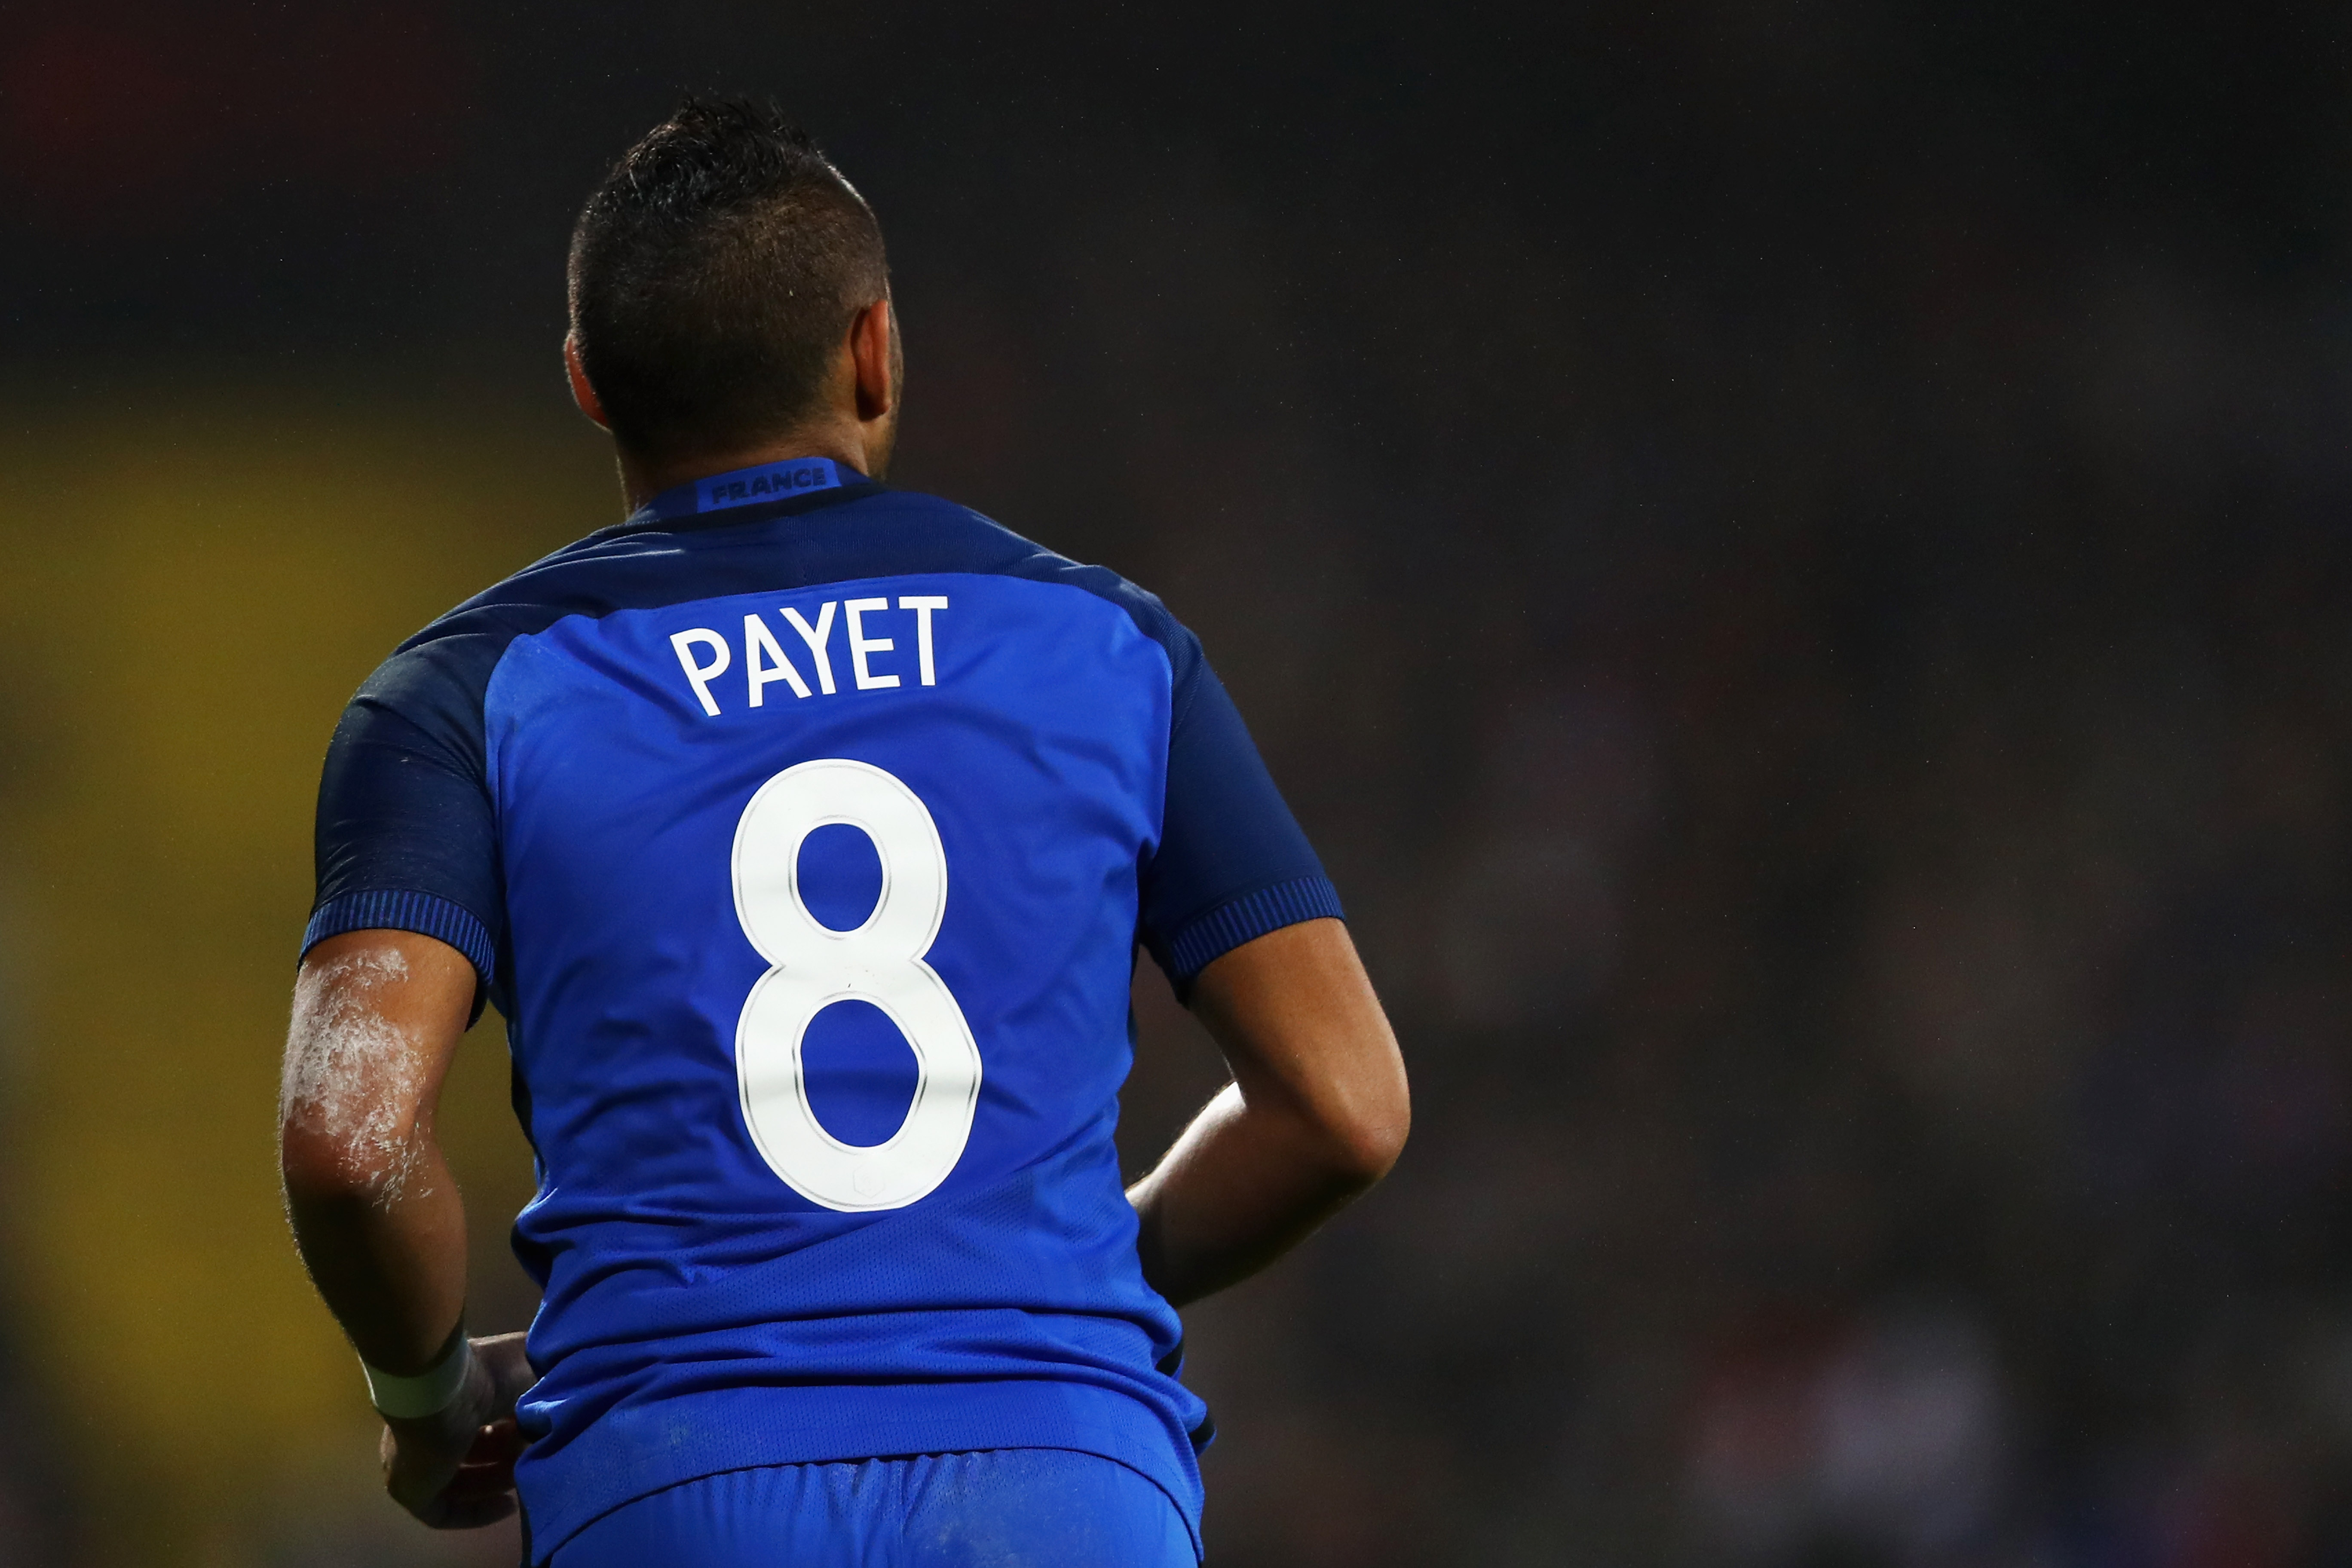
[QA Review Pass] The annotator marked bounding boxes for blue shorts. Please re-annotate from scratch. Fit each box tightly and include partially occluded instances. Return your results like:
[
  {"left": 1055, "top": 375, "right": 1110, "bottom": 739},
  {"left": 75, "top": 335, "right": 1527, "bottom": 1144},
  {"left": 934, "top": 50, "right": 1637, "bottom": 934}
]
[{"left": 547, "top": 1448, "right": 1197, "bottom": 1568}]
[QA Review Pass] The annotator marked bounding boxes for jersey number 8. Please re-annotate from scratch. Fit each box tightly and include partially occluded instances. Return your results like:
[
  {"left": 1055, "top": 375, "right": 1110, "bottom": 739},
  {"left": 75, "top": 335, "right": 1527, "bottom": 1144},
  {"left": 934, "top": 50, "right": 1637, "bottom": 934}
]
[{"left": 730, "top": 758, "right": 983, "bottom": 1211}]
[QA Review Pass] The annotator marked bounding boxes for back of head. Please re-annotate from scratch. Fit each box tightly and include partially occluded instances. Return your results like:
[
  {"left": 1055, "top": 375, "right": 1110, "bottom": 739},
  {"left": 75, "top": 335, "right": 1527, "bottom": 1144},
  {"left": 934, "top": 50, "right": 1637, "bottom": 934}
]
[{"left": 568, "top": 100, "right": 888, "bottom": 465}]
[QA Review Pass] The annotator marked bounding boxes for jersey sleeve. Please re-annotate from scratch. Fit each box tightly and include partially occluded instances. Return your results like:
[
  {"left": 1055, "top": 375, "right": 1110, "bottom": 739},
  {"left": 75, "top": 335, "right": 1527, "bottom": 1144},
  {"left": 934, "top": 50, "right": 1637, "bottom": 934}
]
[
  {"left": 1136, "top": 638, "right": 1344, "bottom": 989},
  {"left": 301, "top": 637, "right": 505, "bottom": 988}
]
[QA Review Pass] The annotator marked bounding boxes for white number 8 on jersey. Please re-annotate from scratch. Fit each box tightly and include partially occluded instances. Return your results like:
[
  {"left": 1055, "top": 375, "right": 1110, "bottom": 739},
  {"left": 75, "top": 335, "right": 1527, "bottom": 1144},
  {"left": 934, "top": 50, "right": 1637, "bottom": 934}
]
[{"left": 730, "top": 758, "right": 982, "bottom": 1211}]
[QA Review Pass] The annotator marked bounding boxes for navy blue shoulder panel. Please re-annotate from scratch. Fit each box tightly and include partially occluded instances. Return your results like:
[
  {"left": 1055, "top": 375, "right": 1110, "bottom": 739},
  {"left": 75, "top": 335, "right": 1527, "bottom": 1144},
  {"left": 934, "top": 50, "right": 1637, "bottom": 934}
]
[{"left": 307, "top": 485, "right": 1337, "bottom": 998}]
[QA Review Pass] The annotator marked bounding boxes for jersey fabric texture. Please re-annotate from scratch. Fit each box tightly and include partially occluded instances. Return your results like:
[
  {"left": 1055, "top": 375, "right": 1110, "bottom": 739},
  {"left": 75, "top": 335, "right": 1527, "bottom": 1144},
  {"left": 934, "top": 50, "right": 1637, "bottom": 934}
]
[
  {"left": 548, "top": 1448, "right": 1194, "bottom": 1568},
  {"left": 302, "top": 462, "right": 1341, "bottom": 1563}
]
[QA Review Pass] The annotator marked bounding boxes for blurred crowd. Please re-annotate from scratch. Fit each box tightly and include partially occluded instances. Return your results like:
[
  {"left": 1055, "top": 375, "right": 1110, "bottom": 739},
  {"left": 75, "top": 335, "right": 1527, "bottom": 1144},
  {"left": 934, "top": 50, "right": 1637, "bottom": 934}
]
[
  {"left": 7, "top": 2, "right": 2352, "bottom": 1564},
  {"left": 1124, "top": 246, "right": 2352, "bottom": 1560}
]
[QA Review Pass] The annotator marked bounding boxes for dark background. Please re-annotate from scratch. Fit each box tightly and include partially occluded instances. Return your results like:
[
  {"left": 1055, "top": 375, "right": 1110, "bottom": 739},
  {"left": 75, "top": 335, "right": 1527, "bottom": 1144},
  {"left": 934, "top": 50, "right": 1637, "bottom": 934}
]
[{"left": 6, "top": 3, "right": 2352, "bottom": 1564}]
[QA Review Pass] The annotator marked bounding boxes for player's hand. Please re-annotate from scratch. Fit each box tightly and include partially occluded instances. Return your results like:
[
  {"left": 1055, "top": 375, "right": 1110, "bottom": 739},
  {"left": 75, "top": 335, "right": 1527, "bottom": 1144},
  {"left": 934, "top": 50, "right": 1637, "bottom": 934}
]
[{"left": 380, "top": 1332, "right": 535, "bottom": 1529}]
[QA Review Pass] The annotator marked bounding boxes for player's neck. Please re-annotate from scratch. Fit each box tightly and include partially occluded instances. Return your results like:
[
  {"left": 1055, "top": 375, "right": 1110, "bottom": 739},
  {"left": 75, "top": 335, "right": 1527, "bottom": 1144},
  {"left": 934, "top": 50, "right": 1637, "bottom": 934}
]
[{"left": 616, "top": 417, "right": 882, "bottom": 512}]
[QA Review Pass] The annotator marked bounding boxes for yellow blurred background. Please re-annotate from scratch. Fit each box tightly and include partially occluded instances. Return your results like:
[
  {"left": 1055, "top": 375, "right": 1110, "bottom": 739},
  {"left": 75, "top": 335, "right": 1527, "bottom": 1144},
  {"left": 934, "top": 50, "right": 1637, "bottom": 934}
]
[{"left": 0, "top": 390, "right": 612, "bottom": 1563}]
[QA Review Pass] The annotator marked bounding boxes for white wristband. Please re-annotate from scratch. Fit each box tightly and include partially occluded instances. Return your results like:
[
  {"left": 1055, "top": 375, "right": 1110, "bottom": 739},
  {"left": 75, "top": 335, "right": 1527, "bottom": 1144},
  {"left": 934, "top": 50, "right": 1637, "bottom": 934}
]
[{"left": 361, "top": 1330, "right": 473, "bottom": 1420}]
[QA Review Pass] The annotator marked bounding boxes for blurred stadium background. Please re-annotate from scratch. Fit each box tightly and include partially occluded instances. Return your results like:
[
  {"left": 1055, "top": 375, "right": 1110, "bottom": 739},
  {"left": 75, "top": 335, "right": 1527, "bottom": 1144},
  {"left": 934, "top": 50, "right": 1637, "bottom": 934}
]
[{"left": 5, "top": 3, "right": 2352, "bottom": 1564}]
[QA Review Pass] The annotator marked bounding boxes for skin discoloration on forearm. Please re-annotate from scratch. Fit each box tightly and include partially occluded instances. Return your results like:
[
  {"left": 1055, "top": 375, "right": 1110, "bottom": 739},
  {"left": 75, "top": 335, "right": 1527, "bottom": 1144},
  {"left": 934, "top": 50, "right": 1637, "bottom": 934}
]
[{"left": 281, "top": 948, "right": 433, "bottom": 1206}]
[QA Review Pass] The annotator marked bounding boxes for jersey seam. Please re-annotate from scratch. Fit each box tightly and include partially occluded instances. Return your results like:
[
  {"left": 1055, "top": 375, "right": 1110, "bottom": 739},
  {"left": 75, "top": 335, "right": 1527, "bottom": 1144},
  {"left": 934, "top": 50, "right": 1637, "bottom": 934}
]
[{"left": 401, "top": 499, "right": 1185, "bottom": 672}]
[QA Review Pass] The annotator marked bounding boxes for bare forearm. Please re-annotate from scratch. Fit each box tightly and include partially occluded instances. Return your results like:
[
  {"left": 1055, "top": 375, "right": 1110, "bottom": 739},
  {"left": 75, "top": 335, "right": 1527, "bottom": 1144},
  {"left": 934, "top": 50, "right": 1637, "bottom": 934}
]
[
  {"left": 1128, "top": 1082, "right": 1385, "bottom": 1306},
  {"left": 283, "top": 1139, "right": 470, "bottom": 1372},
  {"left": 281, "top": 931, "right": 482, "bottom": 1375}
]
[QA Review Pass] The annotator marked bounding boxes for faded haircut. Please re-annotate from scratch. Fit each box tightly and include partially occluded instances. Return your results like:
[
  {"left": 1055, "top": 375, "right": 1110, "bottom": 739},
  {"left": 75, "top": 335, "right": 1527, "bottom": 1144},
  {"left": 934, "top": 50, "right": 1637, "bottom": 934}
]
[{"left": 568, "top": 99, "right": 889, "bottom": 461}]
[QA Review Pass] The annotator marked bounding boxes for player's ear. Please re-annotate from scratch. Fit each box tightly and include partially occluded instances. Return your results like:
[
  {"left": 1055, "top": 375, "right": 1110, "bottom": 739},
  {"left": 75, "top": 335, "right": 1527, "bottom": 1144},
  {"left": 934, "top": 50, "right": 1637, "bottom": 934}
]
[
  {"left": 849, "top": 297, "right": 895, "bottom": 424},
  {"left": 565, "top": 334, "right": 612, "bottom": 431}
]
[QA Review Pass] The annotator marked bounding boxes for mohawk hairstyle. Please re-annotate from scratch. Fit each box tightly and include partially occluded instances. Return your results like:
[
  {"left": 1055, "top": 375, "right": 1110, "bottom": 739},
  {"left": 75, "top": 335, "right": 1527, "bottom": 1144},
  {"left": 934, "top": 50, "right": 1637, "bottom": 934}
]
[{"left": 567, "top": 99, "right": 889, "bottom": 462}]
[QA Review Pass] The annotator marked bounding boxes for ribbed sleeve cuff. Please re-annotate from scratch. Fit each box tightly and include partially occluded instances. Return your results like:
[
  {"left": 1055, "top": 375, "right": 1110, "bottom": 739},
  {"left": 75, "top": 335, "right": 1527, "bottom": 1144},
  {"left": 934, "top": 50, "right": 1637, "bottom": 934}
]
[
  {"left": 1164, "top": 873, "right": 1344, "bottom": 982},
  {"left": 301, "top": 889, "right": 497, "bottom": 981}
]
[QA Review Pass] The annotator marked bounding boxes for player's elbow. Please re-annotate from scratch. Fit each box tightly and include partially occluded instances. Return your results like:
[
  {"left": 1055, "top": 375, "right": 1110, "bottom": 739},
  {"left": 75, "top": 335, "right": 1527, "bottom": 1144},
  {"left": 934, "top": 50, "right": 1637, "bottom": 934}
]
[
  {"left": 279, "top": 1115, "right": 361, "bottom": 1206},
  {"left": 278, "top": 1104, "right": 423, "bottom": 1211},
  {"left": 1318, "top": 1077, "right": 1410, "bottom": 1189},
  {"left": 1350, "top": 1105, "right": 1412, "bottom": 1188}
]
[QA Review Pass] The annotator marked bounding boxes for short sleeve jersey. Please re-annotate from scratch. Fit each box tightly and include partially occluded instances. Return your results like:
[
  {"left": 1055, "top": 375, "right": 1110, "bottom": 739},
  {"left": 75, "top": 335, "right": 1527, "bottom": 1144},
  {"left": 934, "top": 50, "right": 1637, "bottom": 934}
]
[{"left": 303, "top": 459, "right": 1342, "bottom": 1562}]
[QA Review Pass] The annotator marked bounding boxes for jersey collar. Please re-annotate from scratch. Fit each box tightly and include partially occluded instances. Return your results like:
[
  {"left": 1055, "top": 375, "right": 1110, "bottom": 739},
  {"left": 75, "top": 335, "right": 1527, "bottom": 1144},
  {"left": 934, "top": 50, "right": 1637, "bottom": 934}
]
[{"left": 624, "top": 456, "right": 867, "bottom": 528}]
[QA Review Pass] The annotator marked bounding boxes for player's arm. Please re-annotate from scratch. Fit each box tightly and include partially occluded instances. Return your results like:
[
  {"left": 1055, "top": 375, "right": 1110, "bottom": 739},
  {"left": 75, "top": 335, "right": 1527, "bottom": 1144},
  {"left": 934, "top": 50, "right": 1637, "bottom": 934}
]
[
  {"left": 279, "top": 928, "right": 530, "bottom": 1528},
  {"left": 1127, "top": 917, "right": 1408, "bottom": 1306}
]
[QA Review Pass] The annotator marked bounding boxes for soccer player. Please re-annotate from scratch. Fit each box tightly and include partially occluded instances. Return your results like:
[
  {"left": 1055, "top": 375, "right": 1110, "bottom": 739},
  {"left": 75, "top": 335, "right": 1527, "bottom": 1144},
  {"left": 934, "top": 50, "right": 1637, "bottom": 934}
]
[{"left": 278, "top": 100, "right": 1408, "bottom": 1567}]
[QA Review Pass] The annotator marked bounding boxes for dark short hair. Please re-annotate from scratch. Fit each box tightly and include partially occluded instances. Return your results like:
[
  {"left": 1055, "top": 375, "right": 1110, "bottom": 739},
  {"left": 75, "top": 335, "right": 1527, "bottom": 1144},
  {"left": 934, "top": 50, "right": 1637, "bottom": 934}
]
[{"left": 567, "top": 100, "right": 888, "bottom": 460}]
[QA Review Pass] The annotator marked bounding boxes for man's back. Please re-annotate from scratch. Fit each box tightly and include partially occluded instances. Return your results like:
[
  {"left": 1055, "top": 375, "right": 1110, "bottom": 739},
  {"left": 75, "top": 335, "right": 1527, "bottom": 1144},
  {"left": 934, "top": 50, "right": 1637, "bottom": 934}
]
[
  {"left": 311, "top": 466, "right": 1338, "bottom": 1554},
  {"left": 279, "top": 101, "right": 1404, "bottom": 1567}
]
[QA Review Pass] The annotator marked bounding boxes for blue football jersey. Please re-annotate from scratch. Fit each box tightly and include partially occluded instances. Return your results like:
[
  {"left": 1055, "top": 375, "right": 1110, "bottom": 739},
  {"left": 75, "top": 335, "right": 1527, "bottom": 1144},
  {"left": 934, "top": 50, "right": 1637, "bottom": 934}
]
[{"left": 303, "top": 458, "right": 1341, "bottom": 1562}]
